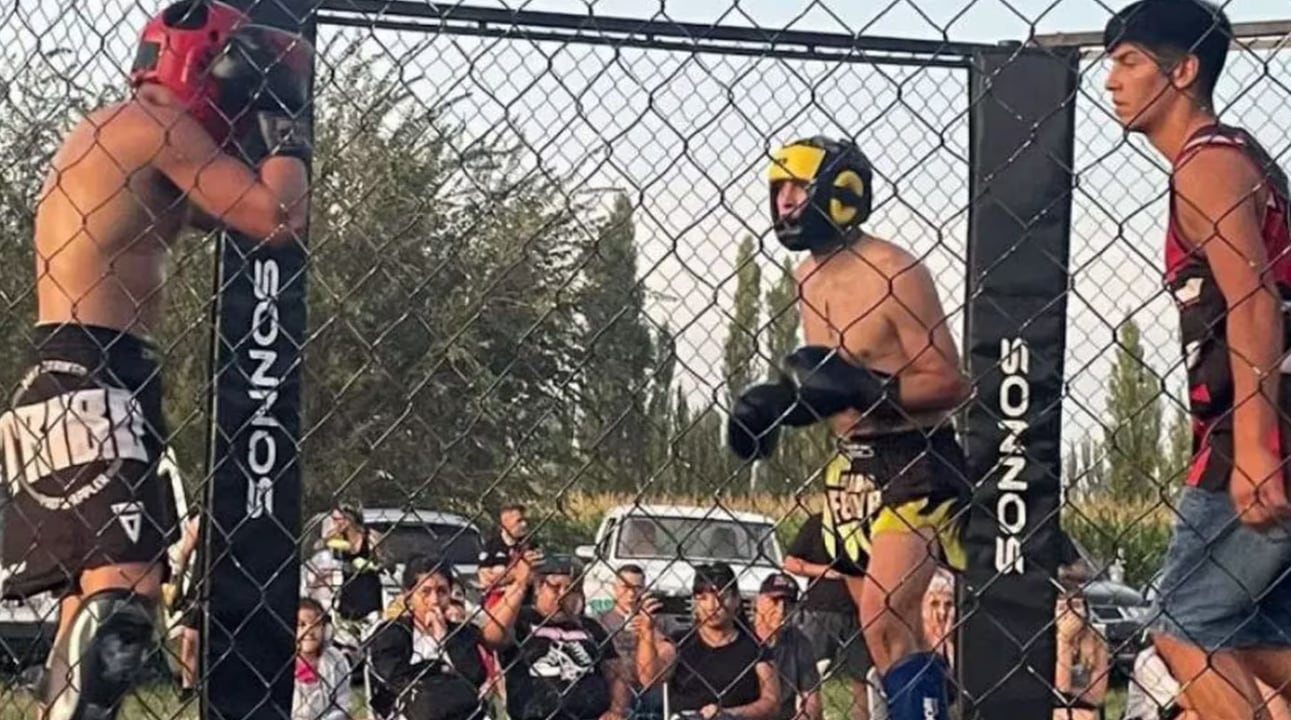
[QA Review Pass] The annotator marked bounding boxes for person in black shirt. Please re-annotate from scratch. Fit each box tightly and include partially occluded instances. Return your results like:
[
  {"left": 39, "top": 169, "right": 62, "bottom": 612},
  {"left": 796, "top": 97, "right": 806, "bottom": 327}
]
[
  {"left": 480, "top": 503, "right": 538, "bottom": 601},
  {"left": 368, "top": 556, "right": 490, "bottom": 720},
  {"left": 637, "top": 563, "right": 779, "bottom": 720},
  {"left": 752, "top": 574, "right": 821, "bottom": 720},
  {"left": 782, "top": 513, "right": 873, "bottom": 720},
  {"left": 481, "top": 553, "right": 629, "bottom": 720},
  {"left": 325, "top": 504, "right": 384, "bottom": 622}
]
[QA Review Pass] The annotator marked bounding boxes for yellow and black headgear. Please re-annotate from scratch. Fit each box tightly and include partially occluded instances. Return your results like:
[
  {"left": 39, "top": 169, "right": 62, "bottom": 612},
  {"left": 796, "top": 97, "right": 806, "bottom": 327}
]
[{"left": 767, "top": 136, "right": 873, "bottom": 253}]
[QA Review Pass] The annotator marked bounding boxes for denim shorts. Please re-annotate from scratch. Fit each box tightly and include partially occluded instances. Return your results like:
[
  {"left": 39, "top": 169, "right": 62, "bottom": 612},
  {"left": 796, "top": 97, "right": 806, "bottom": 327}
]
[{"left": 1153, "top": 486, "right": 1291, "bottom": 651}]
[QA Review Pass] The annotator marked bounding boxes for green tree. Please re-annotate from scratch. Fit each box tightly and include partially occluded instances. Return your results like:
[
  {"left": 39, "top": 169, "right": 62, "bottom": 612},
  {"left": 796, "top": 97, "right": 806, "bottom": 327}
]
[
  {"left": 1103, "top": 318, "right": 1164, "bottom": 503},
  {"left": 722, "top": 237, "right": 763, "bottom": 492},
  {"left": 1064, "top": 433, "right": 1107, "bottom": 501},
  {"left": 295, "top": 43, "right": 594, "bottom": 514},
  {"left": 574, "top": 194, "right": 656, "bottom": 492},
  {"left": 644, "top": 325, "right": 678, "bottom": 492},
  {"left": 759, "top": 257, "right": 829, "bottom": 495}
]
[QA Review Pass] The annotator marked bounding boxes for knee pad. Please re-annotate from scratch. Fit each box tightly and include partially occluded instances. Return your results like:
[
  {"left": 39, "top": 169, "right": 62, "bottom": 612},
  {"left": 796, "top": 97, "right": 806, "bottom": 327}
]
[
  {"left": 880, "top": 651, "right": 950, "bottom": 720},
  {"left": 44, "top": 588, "right": 158, "bottom": 720}
]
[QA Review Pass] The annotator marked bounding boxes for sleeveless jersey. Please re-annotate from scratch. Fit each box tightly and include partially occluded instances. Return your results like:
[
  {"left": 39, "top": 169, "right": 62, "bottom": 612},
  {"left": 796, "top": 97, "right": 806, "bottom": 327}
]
[{"left": 1163, "top": 124, "right": 1291, "bottom": 488}]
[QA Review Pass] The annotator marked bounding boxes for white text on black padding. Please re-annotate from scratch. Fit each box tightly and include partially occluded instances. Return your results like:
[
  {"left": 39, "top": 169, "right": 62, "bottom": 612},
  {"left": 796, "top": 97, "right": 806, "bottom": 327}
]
[
  {"left": 0, "top": 388, "right": 148, "bottom": 498},
  {"left": 995, "top": 337, "right": 1031, "bottom": 575},
  {"left": 246, "top": 258, "right": 283, "bottom": 520}
]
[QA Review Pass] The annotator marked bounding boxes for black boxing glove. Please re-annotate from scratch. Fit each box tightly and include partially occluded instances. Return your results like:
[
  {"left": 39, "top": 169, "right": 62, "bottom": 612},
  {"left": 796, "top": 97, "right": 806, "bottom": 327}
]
[
  {"left": 210, "top": 25, "right": 313, "bottom": 162},
  {"left": 727, "top": 377, "right": 817, "bottom": 460},
  {"left": 784, "top": 345, "right": 901, "bottom": 420}
]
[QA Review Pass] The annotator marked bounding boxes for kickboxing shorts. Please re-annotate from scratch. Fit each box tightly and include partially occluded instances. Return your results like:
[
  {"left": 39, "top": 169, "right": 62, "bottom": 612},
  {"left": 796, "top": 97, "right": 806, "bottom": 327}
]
[
  {"left": 1, "top": 324, "right": 177, "bottom": 599},
  {"left": 821, "top": 427, "right": 971, "bottom": 575}
]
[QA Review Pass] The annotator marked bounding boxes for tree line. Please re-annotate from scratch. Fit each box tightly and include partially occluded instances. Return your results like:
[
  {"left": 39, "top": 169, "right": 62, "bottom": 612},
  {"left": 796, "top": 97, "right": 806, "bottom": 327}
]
[{"left": 0, "top": 44, "right": 1191, "bottom": 571}]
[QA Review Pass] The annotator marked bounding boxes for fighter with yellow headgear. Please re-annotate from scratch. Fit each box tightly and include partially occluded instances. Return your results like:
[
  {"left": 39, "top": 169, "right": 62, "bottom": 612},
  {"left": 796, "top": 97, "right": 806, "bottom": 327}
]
[{"left": 727, "top": 136, "right": 972, "bottom": 720}]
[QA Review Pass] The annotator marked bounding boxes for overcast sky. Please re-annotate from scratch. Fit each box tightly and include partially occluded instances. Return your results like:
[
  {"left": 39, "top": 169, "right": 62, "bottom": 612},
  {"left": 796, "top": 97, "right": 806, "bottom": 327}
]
[{"left": 5, "top": 0, "right": 1290, "bottom": 453}]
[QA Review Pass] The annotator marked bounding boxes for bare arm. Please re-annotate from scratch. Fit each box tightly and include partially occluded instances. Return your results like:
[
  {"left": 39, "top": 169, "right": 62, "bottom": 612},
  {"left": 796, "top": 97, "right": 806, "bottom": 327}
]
[
  {"left": 605, "top": 657, "right": 632, "bottom": 717},
  {"left": 887, "top": 257, "right": 970, "bottom": 411},
  {"left": 725, "top": 660, "right": 780, "bottom": 720},
  {"left": 139, "top": 103, "right": 308, "bottom": 243},
  {"left": 634, "top": 620, "right": 676, "bottom": 688},
  {"left": 1175, "top": 149, "right": 1282, "bottom": 454},
  {"left": 479, "top": 551, "right": 537, "bottom": 649},
  {"left": 1077, "top": 634, "right": 1109, "bottom": 706},
  {"left": 782, "top": 555, "right": 840, "bottom": 581}
]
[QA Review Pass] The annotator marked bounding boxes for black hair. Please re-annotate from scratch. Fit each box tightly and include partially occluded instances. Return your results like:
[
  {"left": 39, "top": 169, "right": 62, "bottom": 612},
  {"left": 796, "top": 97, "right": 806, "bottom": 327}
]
[
  {"left": 299, "top": 596, "right": 327, "bottom": 618},
  {"left": 1103, "top": 0, "right": 1232, "bottom": 102},
  {"left": 616, "top": 564, "right": 645, "bottom": 579},
  {"left": 401, "top": 555, "right": 455, "bottom": 591}
]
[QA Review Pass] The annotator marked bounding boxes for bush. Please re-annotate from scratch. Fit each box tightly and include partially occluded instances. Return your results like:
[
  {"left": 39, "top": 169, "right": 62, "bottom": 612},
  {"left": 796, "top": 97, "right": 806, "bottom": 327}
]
[{"left": 1064, "top": 495, "right": 1175, "bottom": 590}]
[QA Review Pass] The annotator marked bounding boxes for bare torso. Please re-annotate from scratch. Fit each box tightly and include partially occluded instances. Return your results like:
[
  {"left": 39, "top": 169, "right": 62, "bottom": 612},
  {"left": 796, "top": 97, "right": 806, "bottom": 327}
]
[
  {"left": 796, "top": 236, "right": 952, "bottom": 436},
  {"left": 35, "top": 99, "right": 186, "bottom": 336}
]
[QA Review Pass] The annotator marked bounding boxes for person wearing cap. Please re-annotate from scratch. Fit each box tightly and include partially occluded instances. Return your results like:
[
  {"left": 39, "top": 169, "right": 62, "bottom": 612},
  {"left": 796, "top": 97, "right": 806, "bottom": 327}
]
[
  {"left": 368, "top": 555, "right": 491, "bottom": 720},
  {"left": 753, "top": 574, "right": 821, "bottom": 720},
  {"left": 480, "top": 553, "right": 630, "bottom": 720},
  {"left": 637, "top": 563, "right": 780, "bottom": 720}
]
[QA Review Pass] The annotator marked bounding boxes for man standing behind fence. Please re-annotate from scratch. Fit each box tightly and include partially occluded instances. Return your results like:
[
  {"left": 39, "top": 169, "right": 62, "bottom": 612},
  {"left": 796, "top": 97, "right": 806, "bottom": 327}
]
[
  {"left": 1103, "top": 2, "right": 1291, "bottom": 719},
  {"left": 726, "top": 136, "right": 971, "bottom": 720},
  {"left": 0, "top": 2, "right": 310, "bottom": 718},
  {"left": 782, "top": 512, "right": 872, "bottom": 720}
]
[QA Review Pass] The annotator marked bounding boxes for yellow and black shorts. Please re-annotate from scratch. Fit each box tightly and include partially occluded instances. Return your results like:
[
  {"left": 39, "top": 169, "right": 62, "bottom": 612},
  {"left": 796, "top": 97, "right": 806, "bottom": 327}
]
[{"left": 821, "top": 427, "right": 971, "bottom": 576}]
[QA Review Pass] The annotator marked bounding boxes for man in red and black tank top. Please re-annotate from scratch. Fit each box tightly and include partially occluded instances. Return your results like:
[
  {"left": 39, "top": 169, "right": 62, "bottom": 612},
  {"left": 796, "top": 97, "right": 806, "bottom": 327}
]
[
  {"left": 1106, "top": 2, "right": 1291, "bottom": 719},
  {"left": 1166, "top": 124, "right": 1291, "bottom": 489}
]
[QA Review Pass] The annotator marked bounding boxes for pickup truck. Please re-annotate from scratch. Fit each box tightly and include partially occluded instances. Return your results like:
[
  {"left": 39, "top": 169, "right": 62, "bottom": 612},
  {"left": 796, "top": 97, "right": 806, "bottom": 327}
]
[{"left": 575, "top": 504, "right": 794, "bottom": 626}]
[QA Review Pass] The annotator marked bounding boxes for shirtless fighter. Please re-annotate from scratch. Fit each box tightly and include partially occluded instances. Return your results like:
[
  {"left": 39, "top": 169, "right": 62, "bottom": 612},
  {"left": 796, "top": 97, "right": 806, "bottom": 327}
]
[
  {"left": 727, "top": 137, "right": 970, "bottom": 720},
  {"left": 1105, "top": 2, "right": 1291, "bottom": 719},
  {"left": 0, "top": 1, "right": 310, "bottom": 717}
]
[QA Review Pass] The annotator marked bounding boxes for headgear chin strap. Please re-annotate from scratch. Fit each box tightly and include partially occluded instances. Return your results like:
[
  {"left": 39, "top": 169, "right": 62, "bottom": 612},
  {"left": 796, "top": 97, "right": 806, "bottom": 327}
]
[
  {"left": 767, "top": 136, "right": 874, "bottom": 254},
  {"left": 130, "top": 1, "right": 249, "bottom": 141}
]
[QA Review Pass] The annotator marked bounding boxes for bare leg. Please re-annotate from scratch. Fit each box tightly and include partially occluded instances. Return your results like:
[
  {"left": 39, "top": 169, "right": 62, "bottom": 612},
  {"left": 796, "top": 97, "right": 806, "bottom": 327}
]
[
  {"left": 1154, "top": 632, "right": 1268, "bottom": 720},
  {"left": 180, "top": 627, "right": 199, "bottom": 689},
  {"left": 852, "top": 528, "right": 939, "bottom": 673}
]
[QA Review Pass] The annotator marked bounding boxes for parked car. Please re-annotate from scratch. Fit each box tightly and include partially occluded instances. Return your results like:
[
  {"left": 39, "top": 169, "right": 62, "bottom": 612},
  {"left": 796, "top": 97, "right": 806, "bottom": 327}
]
[
  {"left": 1067, "top": 536, "right": 1151, "bottom": 681},
  {"left": 576, "top": 504, "right": 794, "bottom": 627}
]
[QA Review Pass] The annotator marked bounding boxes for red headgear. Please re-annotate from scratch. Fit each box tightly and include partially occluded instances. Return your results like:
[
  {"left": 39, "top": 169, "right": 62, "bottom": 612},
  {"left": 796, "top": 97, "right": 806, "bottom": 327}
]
[{"left": 131, "top": 1, "right": 249, "bottom": 140}]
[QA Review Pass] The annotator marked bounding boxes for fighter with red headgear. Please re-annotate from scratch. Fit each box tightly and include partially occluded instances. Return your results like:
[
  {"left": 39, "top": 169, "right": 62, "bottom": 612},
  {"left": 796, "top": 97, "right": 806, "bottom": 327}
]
[{"left": 0, "top": 2, "right": 311, "bottom": 717}]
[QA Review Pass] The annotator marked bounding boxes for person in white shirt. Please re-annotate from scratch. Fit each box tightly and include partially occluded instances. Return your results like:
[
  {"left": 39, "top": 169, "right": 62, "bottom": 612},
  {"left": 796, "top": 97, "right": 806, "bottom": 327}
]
[{"left": 293, "top": 597, "right": 353, "bottom": 720}]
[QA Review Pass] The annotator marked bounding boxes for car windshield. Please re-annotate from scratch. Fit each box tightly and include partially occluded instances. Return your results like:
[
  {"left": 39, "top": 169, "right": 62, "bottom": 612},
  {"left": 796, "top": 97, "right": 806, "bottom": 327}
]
[
  {"left": 370, "top": 523, "right": 483, "bottom": 566},
  {"left": 614, "top": 516, "right": 779, "bottom": 564}
]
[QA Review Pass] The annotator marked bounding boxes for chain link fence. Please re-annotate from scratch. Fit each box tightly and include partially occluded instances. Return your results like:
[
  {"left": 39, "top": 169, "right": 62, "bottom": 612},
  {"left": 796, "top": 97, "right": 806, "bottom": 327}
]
[{"left": 0, "top": 2, "right": 1287, "bottom": 720}]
